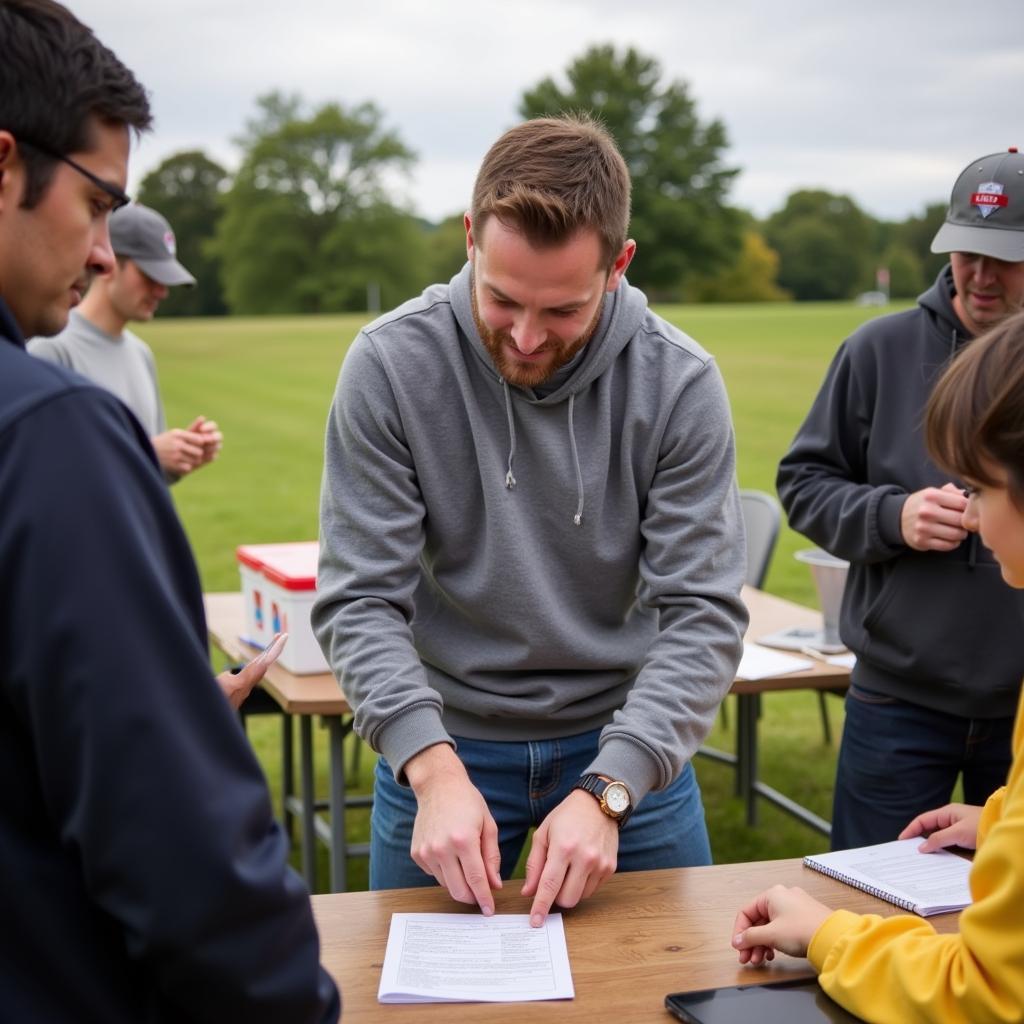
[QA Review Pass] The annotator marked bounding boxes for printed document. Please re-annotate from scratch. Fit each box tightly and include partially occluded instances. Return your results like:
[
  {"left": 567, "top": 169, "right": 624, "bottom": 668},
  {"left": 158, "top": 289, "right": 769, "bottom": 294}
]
[
  {"left": 736, "top": 643, "right": 813, "bottom": 680},
  {"left": 378, "top": 913, "right": 575, "bottom": 1003}
]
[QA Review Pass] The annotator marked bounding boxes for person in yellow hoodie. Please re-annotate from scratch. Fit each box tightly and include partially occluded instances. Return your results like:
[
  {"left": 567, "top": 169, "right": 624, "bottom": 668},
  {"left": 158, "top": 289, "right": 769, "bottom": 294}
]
[{"left": 732, "top": 308, "right": 1024, "bottom": 1024}]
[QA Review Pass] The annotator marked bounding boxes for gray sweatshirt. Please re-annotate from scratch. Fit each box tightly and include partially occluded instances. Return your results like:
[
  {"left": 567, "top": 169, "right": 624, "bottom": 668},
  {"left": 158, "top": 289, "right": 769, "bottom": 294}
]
[
  {"left": 313, "top": 263, "right": 748, "bottom": 804},
  {"left": 27, "top": 310, "right": 166, "bottom": 439}
]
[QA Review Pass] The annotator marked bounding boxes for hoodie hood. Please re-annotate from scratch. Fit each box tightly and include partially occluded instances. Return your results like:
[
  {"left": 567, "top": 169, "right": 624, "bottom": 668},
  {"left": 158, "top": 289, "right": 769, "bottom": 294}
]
[
  {"left": 918, "top": 263, "right": 971, "bottom": 358},
  {"left": 448, "top": 259, "right": 650, "bottom": 524},
  {"left": 448, "top": 260, "right": 649, "bottom": 403}
]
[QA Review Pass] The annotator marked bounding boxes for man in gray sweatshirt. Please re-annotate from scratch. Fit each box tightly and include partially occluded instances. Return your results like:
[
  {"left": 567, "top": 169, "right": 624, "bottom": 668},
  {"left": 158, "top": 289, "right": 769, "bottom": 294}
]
[{"left": 314, "top": 115, "right": 748, "bottom": 925}]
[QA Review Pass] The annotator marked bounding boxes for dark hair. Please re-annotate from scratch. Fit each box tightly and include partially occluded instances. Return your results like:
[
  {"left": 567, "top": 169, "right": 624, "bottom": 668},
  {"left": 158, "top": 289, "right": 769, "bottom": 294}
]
[
  {"left": 0, "top": 0, "right": 151, "bottom": 207},
  {"left": 926, "top": 310, "right": 1024, "bottom": 505},
  {"left": 470, "top": 114, "right": 631, "bottom": 269}
]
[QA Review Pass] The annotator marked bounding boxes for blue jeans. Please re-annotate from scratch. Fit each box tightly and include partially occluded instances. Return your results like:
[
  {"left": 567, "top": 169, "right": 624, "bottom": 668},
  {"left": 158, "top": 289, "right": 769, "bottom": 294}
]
[
  {"left": 370, "top": 728, "right": 712, "bottom": 890},
  {"left": 831, "top": 684, "right": 1015, "bottom": 850}
]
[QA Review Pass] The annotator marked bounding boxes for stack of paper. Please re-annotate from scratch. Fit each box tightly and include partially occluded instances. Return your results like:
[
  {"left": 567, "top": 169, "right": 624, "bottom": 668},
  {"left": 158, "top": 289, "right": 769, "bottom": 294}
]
[{"left": 378, "top": 913, "right": 575, "bottom": 1004}]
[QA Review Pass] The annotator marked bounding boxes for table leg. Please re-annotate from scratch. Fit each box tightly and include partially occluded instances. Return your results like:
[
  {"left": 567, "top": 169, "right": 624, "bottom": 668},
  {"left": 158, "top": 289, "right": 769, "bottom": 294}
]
[
  {"left": 327, "top": 716, "right": 348, "bottom": 893},
  {"left": 282, "top": 712, "right": 294, "bottom": 841},
  {"left": 737, "top": 693, "right": 759, "bottom": 827},
  {"left": 299, "top": 715, "right": 317, "bottom": 891}
]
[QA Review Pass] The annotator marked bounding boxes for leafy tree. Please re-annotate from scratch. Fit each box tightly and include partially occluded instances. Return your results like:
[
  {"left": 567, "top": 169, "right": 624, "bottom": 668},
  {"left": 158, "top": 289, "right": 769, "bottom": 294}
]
[
  {"left": 320, "top": 203, "right": 430, "bottom": 313},
  {"left": 767, "top": 218, "right": 864, "bottom": 302},
  {"left": 137, "top": 150, "right": 229, "bottom": 316},
  {"left": 424, "top": 213, "right": 469, "bottom": 286},
  {"left": 685, "top": 231, "right": 790, "bottom": 302},
  {"left": 216, "top": 92, "right": 417, "bottom": 314},
  {"left": 765, "top": 190, "right": 876, "bottom": 300},
  {"left": 893, "top": 202, "right": 949, "bottom": 285},
  {"left": 880, "top": 243, "right": 925, "bottom": 298},
  {"left": 519, "top": 44, "right": 742, "bottom": 300}
]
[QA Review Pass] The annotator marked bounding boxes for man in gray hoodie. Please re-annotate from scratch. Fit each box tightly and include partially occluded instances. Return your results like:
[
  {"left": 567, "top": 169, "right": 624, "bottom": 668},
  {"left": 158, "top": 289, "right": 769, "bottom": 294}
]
[{"left": 314, "top": 115, "right": 747, "bottom": 925}]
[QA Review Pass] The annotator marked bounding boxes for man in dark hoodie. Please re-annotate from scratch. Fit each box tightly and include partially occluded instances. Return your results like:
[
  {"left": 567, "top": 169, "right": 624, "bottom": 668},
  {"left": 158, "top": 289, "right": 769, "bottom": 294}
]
[
  {"left": 0, "top": 2, "right": 339, "bottom": 1019},
  {"left": 777, "top": 148, "right": 1024, "bottom": 850},
  {"left": 314, "top": 116, "right": 748, "bottom": 927}
]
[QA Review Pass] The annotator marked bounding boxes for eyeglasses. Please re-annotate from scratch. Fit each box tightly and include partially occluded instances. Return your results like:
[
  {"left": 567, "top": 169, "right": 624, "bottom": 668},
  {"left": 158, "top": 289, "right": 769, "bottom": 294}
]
[{"left": 17, "top": 138, "right": 131, "bottom": 212}]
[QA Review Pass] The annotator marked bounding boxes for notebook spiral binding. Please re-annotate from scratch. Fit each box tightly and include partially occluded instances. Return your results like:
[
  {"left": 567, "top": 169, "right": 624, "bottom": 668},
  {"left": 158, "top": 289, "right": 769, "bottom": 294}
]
[{"left": 802, "top": 856, "right": 917, "bottom": 913}]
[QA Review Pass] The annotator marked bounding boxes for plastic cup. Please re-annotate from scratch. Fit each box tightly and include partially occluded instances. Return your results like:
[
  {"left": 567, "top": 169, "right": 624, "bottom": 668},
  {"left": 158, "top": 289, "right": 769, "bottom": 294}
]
[{"left": 794, "top": 548, "right": 849, "bottom": 646}]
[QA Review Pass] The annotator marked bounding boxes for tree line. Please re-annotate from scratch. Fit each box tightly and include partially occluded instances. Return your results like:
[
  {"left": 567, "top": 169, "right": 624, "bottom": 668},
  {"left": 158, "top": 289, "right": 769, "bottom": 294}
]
[{"left": 139, "top": 45, "right": 950, "bottom": 318}]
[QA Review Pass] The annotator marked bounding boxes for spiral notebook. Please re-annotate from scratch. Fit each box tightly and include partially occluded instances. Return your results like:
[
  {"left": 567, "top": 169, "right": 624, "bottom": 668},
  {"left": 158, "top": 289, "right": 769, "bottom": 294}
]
[{"left": 804, "top": 838, "right": 973, "bottom": 917}]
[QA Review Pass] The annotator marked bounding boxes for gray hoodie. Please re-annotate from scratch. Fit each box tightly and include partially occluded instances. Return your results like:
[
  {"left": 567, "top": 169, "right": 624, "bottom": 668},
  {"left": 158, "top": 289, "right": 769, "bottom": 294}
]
[{"left": 313, "top": 263, "right": 747, "bottom": 804}]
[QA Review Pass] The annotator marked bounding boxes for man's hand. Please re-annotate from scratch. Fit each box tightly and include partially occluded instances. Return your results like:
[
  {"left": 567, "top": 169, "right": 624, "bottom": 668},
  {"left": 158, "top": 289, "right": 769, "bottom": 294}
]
[
  {"left": 152, "top": 426, "right": 207, "bottom": 476},
  {"left": 521, "top": 789, "right": 619, "bottom": 927},
  {"left": 188, "top": 415, "right": 223, "bottom": 466},
  {"left": 405, "top": 744, "right": 502, "bottom": 915},
  {"left": 152, "top": 416, "right": 223, "bottom": 478},
  {"left": 900, "top": 482, "right": 969, "bottom": 551},
  {"left": 731, "top": 885, "right": 832, "bottom": 965},
  {"left": 898, "top": 802, "right": 983, "bottom": 852},
  {"left": 216, "top": 632, "right": 287, "bottom": 710}
]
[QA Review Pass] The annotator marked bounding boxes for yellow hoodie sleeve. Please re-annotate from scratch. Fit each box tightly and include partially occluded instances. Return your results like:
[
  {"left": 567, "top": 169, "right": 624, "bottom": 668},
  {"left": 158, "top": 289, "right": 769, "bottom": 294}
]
[{"left": 806, "top": 690, "right": 1024, "bottom": 1024}]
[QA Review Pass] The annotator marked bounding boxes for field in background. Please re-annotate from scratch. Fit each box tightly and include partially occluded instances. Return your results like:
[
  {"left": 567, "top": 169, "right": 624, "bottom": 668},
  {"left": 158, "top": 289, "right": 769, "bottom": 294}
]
[{"left": 143, "top": 299, "right": 911, "bottom": 889}]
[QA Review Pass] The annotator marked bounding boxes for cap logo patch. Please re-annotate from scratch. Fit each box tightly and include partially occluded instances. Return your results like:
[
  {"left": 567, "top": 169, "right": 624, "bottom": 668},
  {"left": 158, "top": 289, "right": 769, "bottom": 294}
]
[
  {"left": 163, "top": 230, "right": 177, "bottom": 255},
  {"left": 971, "top": 182, "right": 1008, "bottom": 219}
]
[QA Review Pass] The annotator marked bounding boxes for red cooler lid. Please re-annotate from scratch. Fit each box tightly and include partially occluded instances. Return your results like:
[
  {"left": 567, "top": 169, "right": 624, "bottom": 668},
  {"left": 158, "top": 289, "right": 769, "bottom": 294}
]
[
  {"left": 259, "top": 542, "right": 319, "bottom": 591},
  {"left": 236, "top": 542, "right": 312, "bottom": 572}
]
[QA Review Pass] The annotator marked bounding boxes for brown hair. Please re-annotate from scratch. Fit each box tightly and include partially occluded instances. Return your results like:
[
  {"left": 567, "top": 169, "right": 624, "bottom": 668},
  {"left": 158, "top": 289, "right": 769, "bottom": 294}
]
[
  {"left": 470, "top": 114, "right": 630, "bottom": 269},
  {"left": 926, "top": 310, "right": 1024, "bottom": 504}
]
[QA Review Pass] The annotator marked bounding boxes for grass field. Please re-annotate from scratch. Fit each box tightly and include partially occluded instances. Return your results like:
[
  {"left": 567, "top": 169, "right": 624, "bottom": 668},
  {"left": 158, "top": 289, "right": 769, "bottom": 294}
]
[{"left": 142, "top": 299, "right": 912, "bottom": 891}]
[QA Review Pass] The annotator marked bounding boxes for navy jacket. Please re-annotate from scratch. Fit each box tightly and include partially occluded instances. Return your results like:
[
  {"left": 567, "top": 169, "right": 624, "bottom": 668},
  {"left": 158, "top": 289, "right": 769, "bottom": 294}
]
[
  {"left": 0, "top": 299, "right": 340, "bottom": 1022},
  {"left": 777, "top": 267, "right": 1024, "bottom": 718}
]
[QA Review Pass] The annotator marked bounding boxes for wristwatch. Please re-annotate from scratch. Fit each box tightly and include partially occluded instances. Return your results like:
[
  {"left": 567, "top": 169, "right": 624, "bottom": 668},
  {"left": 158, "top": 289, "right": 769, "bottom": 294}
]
[{"left": 574, "top": 773, "right": 633, "bottom": 827}]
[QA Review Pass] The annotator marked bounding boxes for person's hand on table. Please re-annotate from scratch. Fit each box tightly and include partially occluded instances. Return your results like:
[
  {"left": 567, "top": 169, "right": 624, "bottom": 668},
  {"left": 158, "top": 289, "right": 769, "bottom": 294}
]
[
  {"left": 899, "top": 802, "right": 983, "bottom": 852},
  {"left": 521, "top": 788, "right": 619, "bottom": 928},
  {"left": 900, "top": 482, "right": 969, "bottom": 551},
  {"left": 216, "top": 632, "right": 287, "bottom": 710},
  {"left": 731, "top": 884, "right": 833, "bottom": 964},
  {"left": 405, "top": 743, "right": 503, "bottom": 915}
]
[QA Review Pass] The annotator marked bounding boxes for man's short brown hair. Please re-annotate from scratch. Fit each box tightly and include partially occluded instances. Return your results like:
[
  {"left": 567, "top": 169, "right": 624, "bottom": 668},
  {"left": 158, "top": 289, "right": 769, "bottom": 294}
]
[{"left": 470, "top": 114, "right": 631, "bottom": 269}]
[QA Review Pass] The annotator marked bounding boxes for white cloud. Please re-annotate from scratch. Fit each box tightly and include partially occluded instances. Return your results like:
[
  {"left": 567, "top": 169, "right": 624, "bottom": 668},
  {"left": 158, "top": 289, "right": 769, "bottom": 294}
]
[{"left": 75, "top": 0, "right": 1024, "bottom": 222}]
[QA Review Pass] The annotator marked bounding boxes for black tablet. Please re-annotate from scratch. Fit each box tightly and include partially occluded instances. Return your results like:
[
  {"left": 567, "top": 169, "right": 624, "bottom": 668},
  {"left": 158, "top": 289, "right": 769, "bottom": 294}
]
[{"left": 665, "top": 978, "right": 862, "bottom": 1023}]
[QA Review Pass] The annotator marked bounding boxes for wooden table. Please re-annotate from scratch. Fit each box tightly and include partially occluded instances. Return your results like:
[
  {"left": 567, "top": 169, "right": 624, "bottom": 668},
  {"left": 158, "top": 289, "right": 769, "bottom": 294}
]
[
  {"left": 312, "top": 857, "right": 959, "bottom": 1022},
  {"left": 206, "top": 587, "right": 852, "bottom": 893}
]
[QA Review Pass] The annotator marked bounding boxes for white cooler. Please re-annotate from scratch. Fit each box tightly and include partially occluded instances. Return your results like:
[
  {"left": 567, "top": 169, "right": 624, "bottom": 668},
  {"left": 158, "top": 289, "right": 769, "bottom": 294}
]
[{"left": 235, "top": 541, "right": 329, "bottom": 675}]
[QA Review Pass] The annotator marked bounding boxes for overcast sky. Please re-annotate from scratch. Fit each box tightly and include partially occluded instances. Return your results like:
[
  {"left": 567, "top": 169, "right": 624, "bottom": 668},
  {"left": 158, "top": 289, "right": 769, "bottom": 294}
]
[{"left": 77, "top": 0, "right": 1023, "bottom": 225}]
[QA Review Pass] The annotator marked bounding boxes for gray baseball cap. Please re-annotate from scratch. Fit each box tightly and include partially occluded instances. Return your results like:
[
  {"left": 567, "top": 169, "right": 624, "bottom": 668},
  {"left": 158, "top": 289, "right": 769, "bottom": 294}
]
[
  {"left": 931, "top": 147, "right": 1024, "bottom": 262},
  {"left": 108, "top": 203, "right": 196, "bottom": 286}
]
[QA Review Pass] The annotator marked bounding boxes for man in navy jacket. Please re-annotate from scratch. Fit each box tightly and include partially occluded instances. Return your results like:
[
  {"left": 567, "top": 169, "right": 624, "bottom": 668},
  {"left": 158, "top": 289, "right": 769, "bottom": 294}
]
[{"left": 0, "top": 2, "right": 340, "bottom": 1019}]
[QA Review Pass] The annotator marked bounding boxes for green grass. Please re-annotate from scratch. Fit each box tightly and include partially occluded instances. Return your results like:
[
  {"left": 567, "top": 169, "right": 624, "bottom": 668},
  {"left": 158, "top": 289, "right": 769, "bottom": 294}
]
[{"left": 144, "top": 300, "right": 911, "bottom": 891}]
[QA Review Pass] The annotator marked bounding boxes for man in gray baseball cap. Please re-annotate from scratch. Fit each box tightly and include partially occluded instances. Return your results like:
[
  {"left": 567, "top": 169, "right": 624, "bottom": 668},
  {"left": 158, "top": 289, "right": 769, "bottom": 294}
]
[
  {"left": 777, "top": 146, "right": 1024, "bottom": 851},
  {"left": 109, "top": 202, "right": 197, "bottom": 286},
  {"left": 931, "top": 147, "right": 1024, "bottom": 337},
  {"left": 29, "top": 202, "right": 222, "bottom": 482}
]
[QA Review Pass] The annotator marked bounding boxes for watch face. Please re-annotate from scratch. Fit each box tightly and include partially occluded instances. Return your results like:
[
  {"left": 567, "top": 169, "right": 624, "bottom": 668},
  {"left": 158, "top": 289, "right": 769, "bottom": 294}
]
[{"left": 604, "top": 782, "right": 630, "bottom": 814}]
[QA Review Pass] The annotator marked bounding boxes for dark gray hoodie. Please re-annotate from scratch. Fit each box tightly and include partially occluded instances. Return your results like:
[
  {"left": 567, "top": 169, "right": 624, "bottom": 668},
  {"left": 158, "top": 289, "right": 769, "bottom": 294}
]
[
  {"left": 778, "top": 266, "right": 1024, "bottom": 718},
  {"left": 313, "top": 263, "right": 747, "bottom": 804}
]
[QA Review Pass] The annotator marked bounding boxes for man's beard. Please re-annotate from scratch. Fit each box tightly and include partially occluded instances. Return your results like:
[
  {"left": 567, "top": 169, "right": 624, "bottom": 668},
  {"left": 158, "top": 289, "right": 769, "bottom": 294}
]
[{"left": 470, "top": 280, "right": 604, "bottom": 389}]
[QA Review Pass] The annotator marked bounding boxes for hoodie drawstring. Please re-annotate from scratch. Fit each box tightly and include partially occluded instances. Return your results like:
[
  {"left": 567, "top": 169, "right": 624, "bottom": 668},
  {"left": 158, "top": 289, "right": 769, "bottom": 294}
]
[
  {"left": 498, "top": 380, "right": 585, "bottom": 526},
  {"left": 950, "top": 327, "right": 978, "bottom": 569},
  {"left": 501, "top": 378, "right": 517, "bottom": 489},
  {"left": 568, "top": 393, "right": 584, "bottom": 526}
]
